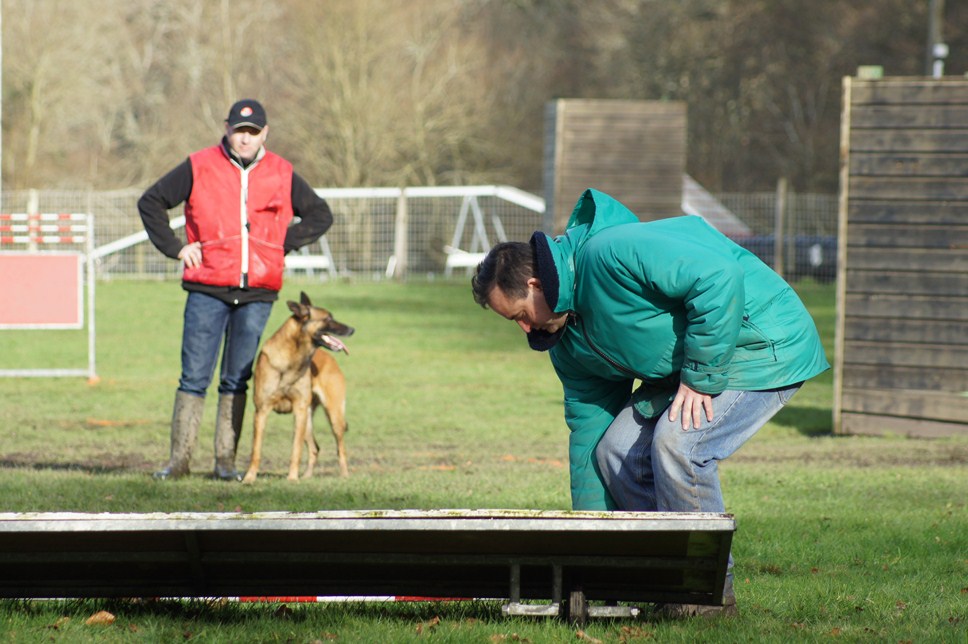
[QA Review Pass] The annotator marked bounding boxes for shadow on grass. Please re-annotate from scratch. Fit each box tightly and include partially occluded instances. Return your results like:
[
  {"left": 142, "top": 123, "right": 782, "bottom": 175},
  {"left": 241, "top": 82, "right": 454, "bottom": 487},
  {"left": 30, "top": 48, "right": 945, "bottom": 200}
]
[
  {"left": 768, "top": 405, "right": 833, "bottom": 437},
  {"left": 0, "top": 455, "right": 154, "bottom": 475}
]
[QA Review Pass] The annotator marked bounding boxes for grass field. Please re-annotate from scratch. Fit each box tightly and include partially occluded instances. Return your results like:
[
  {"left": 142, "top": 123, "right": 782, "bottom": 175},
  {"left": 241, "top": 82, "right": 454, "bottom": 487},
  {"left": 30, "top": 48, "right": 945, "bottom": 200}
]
[{"left": 0, "top": 278, "right": 965, "bottom": 643}]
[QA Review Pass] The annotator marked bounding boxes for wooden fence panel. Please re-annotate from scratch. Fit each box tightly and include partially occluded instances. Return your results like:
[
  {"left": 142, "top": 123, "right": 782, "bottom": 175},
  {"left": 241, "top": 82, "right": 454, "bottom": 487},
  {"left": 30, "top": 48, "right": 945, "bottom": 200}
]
[
  {"left": 835, "top": 76, "right": 968, "bottom": 437},
  {"left": 543, "top": 99, "right": 686, "bottom": 233}
]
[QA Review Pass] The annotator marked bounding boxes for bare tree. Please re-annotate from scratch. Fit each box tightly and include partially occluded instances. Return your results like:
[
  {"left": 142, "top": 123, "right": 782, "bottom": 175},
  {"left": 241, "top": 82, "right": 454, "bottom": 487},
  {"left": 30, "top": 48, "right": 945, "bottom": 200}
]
[
  {"left": 3, "top": 0, "right": 126, "bottom": 188},
  {"left": 3, "top": 0, "right": 967, "bottom": 192},
  {"left": 273, "top": 0, "right": 499, "bottom": 188},
  {"left": 105, "top": 0, "right": 284, "bottom": 185}
]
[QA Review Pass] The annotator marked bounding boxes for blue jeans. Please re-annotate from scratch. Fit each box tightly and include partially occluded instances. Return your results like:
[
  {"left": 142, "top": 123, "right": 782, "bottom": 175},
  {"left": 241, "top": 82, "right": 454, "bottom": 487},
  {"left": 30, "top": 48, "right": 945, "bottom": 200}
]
[
  {"left": 178, "top": 292, "right": 273, "bottom": 397},
  {"left": 595, "top": 384, "right": 802, "bottom": 514},
  {"left": 595, "top": 384, "right": 801, "bottom": 571}
]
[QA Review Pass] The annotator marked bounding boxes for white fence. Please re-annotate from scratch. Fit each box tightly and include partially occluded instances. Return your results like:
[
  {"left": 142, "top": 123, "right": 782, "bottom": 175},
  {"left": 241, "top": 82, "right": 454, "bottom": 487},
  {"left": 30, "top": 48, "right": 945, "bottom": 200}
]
[{"left": 0, "top": 187, "right": 838, "bottom": 282}]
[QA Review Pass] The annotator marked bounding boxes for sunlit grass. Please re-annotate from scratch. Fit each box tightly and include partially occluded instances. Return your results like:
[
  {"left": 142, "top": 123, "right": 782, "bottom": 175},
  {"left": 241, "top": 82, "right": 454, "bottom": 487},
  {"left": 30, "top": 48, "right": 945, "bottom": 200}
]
[{"left": 0, "top": 278, "right": 965, "bottom": 642}]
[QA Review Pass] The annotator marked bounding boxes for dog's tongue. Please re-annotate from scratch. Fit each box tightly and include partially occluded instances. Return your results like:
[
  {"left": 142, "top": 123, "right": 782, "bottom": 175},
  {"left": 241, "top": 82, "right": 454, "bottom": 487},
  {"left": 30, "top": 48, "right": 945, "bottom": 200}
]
[{"left": 321, "top": 334, "right": 349, "bottom": 354}]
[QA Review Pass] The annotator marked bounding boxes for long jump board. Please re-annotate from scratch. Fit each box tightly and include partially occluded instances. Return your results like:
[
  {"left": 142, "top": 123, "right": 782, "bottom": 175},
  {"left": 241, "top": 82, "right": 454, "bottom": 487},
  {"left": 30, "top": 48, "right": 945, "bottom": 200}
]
[{"left": 0, "top": 510, "right": 734, "bottom": 612}]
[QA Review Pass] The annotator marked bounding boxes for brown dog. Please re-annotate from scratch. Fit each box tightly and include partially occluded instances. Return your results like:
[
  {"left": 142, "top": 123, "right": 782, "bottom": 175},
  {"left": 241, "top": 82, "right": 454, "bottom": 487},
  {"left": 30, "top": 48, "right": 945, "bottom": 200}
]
[{"left": 242, "top": 292, "right": 354, "bottom": 484}]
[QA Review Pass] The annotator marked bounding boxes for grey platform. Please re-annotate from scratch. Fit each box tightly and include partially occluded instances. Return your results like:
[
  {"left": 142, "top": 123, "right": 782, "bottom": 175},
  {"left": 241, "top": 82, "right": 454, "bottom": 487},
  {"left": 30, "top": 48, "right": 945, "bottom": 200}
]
[{"left": 0, "top": 510, "right": 735, "bottom": 624}]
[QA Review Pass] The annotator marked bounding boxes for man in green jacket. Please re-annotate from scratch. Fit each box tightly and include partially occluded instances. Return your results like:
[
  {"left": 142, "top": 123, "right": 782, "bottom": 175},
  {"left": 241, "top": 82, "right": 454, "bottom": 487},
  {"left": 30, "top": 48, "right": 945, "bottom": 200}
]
[{"left": 472, "top": 188, "right": 828, "bottom": 618}]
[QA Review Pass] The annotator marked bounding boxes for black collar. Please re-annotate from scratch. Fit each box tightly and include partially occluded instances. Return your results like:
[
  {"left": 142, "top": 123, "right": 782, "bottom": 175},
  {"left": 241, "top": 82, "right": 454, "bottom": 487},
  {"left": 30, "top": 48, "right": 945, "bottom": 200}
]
[{"left": 529, "top": 232, "right": 560, "bottom": 312}]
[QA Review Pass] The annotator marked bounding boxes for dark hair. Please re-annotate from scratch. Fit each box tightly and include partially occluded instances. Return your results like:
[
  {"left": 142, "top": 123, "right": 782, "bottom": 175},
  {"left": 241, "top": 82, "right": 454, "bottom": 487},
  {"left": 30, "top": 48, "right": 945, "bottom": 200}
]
[{"left": 471, "top": 241, "right": 536, "bottom": 308}]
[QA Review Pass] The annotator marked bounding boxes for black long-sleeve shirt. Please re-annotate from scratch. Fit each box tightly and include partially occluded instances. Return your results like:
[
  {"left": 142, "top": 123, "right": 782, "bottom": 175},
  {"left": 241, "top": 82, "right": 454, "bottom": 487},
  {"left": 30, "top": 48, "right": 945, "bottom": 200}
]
[{"left": 138, "top": 142, "right": 333, "bottom": 304}]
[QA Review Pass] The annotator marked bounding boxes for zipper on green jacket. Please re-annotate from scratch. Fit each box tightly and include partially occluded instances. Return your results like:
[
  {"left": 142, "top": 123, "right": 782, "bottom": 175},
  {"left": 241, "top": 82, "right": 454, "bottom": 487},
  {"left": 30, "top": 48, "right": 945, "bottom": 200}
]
[{"left": 573, "top": 312, "right": 648, "bottom": 381}]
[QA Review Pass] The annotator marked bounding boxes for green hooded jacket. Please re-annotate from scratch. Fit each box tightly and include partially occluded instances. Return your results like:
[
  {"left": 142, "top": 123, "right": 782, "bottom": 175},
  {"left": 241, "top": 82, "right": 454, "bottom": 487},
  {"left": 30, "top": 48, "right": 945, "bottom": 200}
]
[{"left": 532, "top": 189, "right": 829, "bottom": 510}]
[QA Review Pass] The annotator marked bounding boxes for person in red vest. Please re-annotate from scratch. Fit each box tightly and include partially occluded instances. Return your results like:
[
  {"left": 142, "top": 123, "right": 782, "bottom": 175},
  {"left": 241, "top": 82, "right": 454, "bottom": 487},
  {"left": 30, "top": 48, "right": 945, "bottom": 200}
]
[{"left": 138, "top": 99, "right": 333, "bottom": 481}]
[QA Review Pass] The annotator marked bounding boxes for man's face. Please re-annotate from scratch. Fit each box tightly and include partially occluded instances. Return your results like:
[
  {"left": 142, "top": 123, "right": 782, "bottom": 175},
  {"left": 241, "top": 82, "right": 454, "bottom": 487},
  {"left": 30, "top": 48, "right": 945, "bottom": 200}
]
[
  {"left": 487, "top": 278, "right": 569, "bottom": 335},
  {"left": 226, "top": 124, "right": 269, "bottom": 162}
]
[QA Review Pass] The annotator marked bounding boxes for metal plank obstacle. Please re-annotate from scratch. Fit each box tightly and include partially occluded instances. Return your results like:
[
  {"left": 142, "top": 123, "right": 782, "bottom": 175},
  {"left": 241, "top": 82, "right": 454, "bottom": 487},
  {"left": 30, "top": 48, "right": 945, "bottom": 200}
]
[{"left": 0, "top": 509, "right": 734, "bottom": 625}]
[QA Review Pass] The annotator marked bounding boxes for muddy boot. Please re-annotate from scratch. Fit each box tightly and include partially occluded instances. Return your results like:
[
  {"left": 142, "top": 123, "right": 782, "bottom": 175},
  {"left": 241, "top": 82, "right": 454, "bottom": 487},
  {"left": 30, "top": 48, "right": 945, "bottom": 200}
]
[
  {"left": 213, "top": 392, "right": 246, "bottom": 481},
  {"left": 154, "top": 391, "right": 204, "bottom": 480}
]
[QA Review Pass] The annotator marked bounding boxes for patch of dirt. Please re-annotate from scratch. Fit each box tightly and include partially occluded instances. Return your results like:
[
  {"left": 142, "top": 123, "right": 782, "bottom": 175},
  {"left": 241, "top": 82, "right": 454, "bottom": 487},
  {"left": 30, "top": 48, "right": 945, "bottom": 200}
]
[
  {"left": 2, "top": 436, "right": 966, "bottom": 476},
  {"left": 0, "top": 451, "right": 155, "bottom": 474},
  {"left": 733, "top": 436, "right": 968, "bottom": 468}
]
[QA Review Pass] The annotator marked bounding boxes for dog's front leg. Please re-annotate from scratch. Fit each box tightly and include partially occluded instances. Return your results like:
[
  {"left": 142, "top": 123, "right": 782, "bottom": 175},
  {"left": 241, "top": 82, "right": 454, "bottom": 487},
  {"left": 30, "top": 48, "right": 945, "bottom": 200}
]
[
  {"left": 242, "top": 407, "right": 271, "bottom": 484},
  {"left": 302, "top": 411, "right": 320, "bottom": 479},
  {"left": 288, "top": 405, "right": 310, "bottom": 481}
]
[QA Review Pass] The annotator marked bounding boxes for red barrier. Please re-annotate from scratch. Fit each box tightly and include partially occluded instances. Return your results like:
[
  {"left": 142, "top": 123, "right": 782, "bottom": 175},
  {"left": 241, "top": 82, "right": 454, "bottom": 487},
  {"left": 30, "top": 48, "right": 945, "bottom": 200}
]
[
  {"left": 0, "top": 253, "right": 83, "bottom": 328},
  {"left": 0, "top": 213, "right": 96, "bottom": 380}
]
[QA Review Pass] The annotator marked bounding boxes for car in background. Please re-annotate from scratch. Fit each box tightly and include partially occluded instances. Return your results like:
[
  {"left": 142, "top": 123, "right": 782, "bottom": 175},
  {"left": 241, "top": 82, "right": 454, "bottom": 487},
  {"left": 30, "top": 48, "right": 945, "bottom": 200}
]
[{"left": 729, "top": 234, "right": 837, "bottom": 283}]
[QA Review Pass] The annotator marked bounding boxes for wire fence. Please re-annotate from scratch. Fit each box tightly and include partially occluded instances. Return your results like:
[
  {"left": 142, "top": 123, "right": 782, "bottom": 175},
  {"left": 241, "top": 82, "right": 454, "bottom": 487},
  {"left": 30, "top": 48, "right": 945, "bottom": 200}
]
[
  {"left": 719, "top": 191, "right": 839, "bottom": 282},
  {"left": 0, "top": 187, "right": 838, "bottom": 282}
]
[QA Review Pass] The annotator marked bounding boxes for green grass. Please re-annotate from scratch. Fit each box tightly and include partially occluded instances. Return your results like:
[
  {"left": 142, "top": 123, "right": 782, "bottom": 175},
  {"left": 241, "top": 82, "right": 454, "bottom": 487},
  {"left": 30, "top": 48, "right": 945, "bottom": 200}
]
[{"left": 0, "top": 279, "right": 966, "bottom": 642}]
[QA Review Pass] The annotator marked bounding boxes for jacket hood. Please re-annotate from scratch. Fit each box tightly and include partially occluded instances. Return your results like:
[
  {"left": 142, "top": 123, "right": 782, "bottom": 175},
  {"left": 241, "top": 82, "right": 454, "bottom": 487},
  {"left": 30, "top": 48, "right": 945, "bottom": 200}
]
[
  {"left": 533, "top": 188, "right": 639, "bottom": 315},
  {"left": 566, "top": 188, "right": 639, "bottom": 233},
  {"left": 526, "top": 189, "right": 638, "bottom": 351}
]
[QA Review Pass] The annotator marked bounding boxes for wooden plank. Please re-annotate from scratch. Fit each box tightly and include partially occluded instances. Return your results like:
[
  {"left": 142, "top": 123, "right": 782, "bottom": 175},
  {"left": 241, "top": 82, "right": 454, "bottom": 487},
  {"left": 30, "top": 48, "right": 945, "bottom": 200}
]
[
  {"left": 849, "top": 129, "right": 968, "bottom": 153},
  {"left": 842, "top": 364, "right": 967, "bottom": 393},
  {"left": 558, "top": 99, "right": 686, "bottom": 112},
  {"left": 558, "top": 153, "right": 681, "bottom": 168},
  {"left": 844, "top": 316, "right": 967, "bottom": 344},
  {"left": 557, "top": 100, "right": 686, "bottom": 117},
  {"left": 548, "top": 99, "right": 686, "bottom": 232},
  {"left": 840, "top": 412, "right": 967, "bottom": 437},
  {"left": 849, "top": 104, "right": 968, "bottom": 128},
  {"left": 559, "top": 138, "right": 684, "bottom": 151},
  {"left": 562, "top": 124, "right": 685, "bottom": 138},
  {"left": 544, "top": 100, "right": 565, "bottom": 232},
  {"left": 559, "top": 139, "right": 683, "bottom": 153},
  {"left": 562, "top": 145, "right": 681, "bottom": 158},
  {"left": 838, "top": 77, "right": 968, "bottom": 436},
  {"left": 847, "top": 176, "right": 968, "bottom": 200},
  {"left": 554, "top": 188, "right": 679, "bottom": 221},
  {"left": 574, "top": 182, "right": 683, "bottom": 198},
  {"left": 848, "top": 153, "right": 968, "bottom": 177},
  {"left": 843, "top": 292, "right": 968, "bottom": 320},
  {"left": 843, "top": 341, "right": 968, "bottom": 368},
  {"left": 558, "top": 108, "right": 686, "bottom": 119},
  {"left": 845, "top": 248, "right": 968, "bottom": 273},
  {"left": 558, "top": 183, "right": 683, "bottom": 202},
  {"left": 850, "top": 79, "right": 968, "bottom": 106},
  {"left": 0, "top": 510, "right": 735, "bottom": 605},
  {"left": 845, "top": 270, "right": 967, "bottom": 296},
  {"left": 847, "top": 200, "right": 968, "bottom": 224},
  {"left": 845, "top": 224, "right": 966, "bottom": 249},
  {"left": 841, "top": 388, "right": 968, "bottom": 424},
  {"left": 558, "top": 180, "right": 683, "bottom": 197},
  {"left": 833, "top": 76, "right": 854, "bottom": 436},
  {"left": 558, "top": 167, "right": 683, "bottom": 182}
]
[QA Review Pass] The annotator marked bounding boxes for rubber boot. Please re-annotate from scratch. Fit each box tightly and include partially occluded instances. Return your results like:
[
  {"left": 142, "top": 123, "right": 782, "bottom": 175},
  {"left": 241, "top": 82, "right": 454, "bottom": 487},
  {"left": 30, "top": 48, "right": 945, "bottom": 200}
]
[
  {"left": 154, "top": 391, "right": 204, "bottom": 480},
  {"left": 213, "top": 392, "right": 246, "bottom": 481}
]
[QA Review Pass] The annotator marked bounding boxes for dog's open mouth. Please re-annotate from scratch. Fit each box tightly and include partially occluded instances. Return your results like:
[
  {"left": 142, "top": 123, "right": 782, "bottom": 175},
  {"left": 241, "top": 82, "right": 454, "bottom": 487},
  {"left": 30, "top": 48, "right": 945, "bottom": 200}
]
[{"left": 318, "top": 334, "right": 349, "bottom": 354}]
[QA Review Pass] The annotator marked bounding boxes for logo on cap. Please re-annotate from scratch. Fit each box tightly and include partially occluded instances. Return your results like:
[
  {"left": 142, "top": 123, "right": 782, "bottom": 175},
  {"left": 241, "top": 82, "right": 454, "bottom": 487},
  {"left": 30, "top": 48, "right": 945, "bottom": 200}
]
[{"left": 240, "top": 107, "right": 253, "bottom": 118}]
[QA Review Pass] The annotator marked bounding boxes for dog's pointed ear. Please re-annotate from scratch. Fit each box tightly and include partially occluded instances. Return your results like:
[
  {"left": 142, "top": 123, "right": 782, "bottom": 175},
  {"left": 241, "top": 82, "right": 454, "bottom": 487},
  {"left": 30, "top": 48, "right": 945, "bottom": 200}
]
[
  {"left": 300, "top": 291, "right": 312, "bottom": 306},
  {"left": 288, "top": 300, "right": 311, "bottom": 321}
]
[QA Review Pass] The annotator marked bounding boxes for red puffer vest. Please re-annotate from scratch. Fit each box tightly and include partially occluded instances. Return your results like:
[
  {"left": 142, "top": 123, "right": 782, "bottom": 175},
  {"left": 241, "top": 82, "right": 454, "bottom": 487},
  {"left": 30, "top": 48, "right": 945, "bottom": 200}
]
[{"left": 183, "top": 145, "right": 294, "bottom": 291}]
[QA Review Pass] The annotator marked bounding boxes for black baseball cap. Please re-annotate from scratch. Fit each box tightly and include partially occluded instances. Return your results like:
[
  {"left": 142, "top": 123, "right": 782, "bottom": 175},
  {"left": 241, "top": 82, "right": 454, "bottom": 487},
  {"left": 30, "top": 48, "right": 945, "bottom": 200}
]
[{"left": 226, "top": 99, "right": 267, "bottom": 131}]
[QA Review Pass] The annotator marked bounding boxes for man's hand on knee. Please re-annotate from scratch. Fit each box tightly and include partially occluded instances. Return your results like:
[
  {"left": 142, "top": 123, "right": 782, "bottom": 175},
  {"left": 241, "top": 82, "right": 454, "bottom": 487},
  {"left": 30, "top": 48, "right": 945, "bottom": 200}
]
[{"left": 668, "top": 383, "right": 714, "bottom": 430}]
